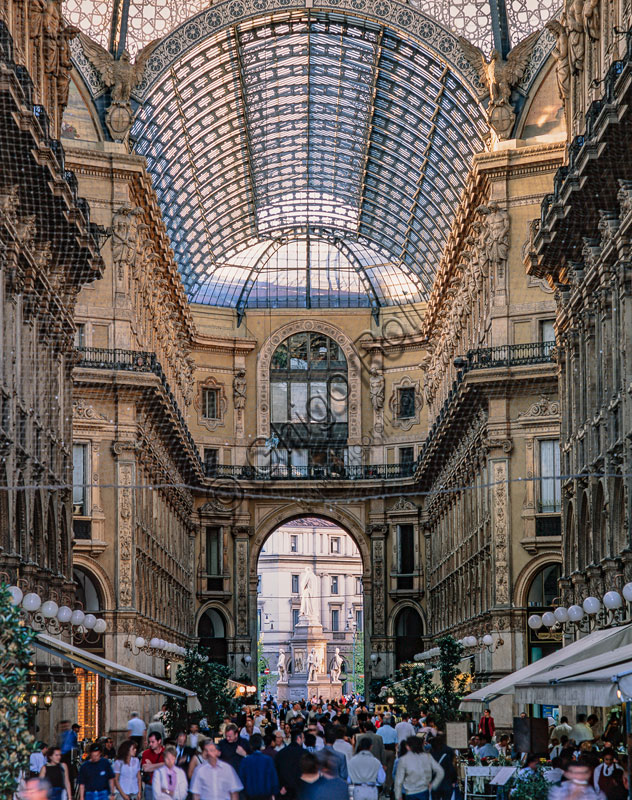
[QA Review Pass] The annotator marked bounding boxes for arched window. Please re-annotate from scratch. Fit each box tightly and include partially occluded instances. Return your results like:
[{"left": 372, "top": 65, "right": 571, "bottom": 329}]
[
  {"left": 526, "top": 563, "right": 562, "bottom": 663},
  {"left": 74, "top": 567, "right": 102, "bottom": 612},
  {"left": 394, "top": 606, "right": 423, "bottom": 669},
  {"left": 198, "top": 608, "right": 228, "bottom": 665},
  {"left": 593, "top": 482, "right": 606, "bottom": 562},
  {"left": 268, "top": 332, "right": 348, "bottom": 476},
  {"left": 578, "top": 491, "right": 589, "bottom": 571}
]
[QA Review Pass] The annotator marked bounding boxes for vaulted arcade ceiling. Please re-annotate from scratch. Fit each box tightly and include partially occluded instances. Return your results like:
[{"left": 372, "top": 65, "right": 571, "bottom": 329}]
[{"left": 65, "top": 0, "right": 558, "bottom": 312}]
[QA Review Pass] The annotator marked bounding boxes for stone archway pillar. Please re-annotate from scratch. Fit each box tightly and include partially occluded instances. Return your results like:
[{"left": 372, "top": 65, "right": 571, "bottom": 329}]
[
  {"left": 232, "top": 524, "right": 256, "bottom": 682},
  {"left": 368, "top": 523, "right": 392, "bottom": 686}
]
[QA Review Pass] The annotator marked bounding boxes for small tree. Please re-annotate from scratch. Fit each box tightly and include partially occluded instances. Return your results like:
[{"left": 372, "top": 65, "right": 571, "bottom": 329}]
[
  {"left": 164, "top": 647, "right": 237, "bottom": 736},
  {"left": 0, "top": 584, "right": 36, "bottom": 799},
  {"left": 388, "top": 635, "right": 470, "bottom": 727},
  {"left": 258, "top": 636, "right": 270, "bottom": 694}
]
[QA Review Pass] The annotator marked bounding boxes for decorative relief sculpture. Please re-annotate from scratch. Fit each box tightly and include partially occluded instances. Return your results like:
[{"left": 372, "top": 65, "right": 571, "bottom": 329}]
[
  {"left": 233, "top": 369, "right": 247, "bottom": 410},
  {"left": 80, "top": 34, "right": 160, "bottom": 141},
  {"left": 477, "top": 202, "right": 510, "bottom": 279},
  {"left": 458, "top": 32, "right": 539, "bottom": 139},
  {"left": 369, "top": 367, "right": 385, "bottom": 412},
  {"left": 307, "top": 647, "right": 320, "bottom": 681},
  {"left": 565, "top": 0, "right": 586, "bottom": 72}
]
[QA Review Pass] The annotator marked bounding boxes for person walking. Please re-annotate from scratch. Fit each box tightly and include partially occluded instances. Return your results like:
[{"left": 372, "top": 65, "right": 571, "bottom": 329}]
[
  {"left": 127, "top": 714, "right": 147, "bottom": 751},
  {"left": 394, "top": 736, "right": 444, "bottom": 800},
  {"left": 276, "top": 729, "right": 306, "bottom": 800},
  {"left": 39, "top": 746, "right": 72, "bottom": 800},
  {"left": 549, "top": 762, "right": 606, "bottom": 800},
  {"left": 153, "top": 747, "right": 188, "bottom": 800},
  {"left": 395, "top": 715, "right": 415, "bottom": 747},
  {"left": 238, "top": 734, "right": 280, "bottom": 800},
  {"left": 190, "top": 741, "right": 243, "bottom": 800},
  {"left": 77, "top": 743, "right": 116, "bottom": 800},
  {"left": 30, "top": 743, "right": 48, "bottom": 778},
  {"left": 321, "top": 729, "right": 347, "bottom": 780},
  {"left": 348, "top": 737, "right": 386, "bottom": 800},
  {"left": 173, "top": 732, "right": 197, "bottom": 775},
  {"left": 218, "top": 724, "right": 251, "bottom": 771},
  {"left": 113, "top": 740, "right": 142, "bottom": 800},
  {"left": 430, "top": 736, "right": 457, "bottom": 800},
  {"left": 141, "top": 733, "right": 165, "bottom": 800}
]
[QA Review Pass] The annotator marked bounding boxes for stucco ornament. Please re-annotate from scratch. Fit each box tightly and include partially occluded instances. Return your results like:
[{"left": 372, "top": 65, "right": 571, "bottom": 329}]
[
  {"left": 369, "top": 368, "right": 385, "bottom": 412},
  {"left": 111, "top": 205, "right": 143, "bottom": 280},
  {"left": 477, "top": 202, "right": 510, "bottom": 278},
  {"left": 458, "top": 31, "right": 539, "bottom": 139}
]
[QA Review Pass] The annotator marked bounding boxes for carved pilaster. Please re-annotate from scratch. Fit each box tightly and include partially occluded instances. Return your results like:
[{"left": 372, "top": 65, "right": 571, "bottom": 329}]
[
  {"left": 233, "top": 527, "right": 252, "bottom": 636},
  {"left": 492, "top": 460, "right": 509, "bottom": 605},
  {"left": 369, "top": 524, "right": 388, "bottom": 635}
]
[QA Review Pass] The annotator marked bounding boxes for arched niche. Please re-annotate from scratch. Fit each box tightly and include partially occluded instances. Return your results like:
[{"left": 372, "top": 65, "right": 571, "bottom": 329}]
[
  {"left": 392, "top": 604, "right": 424, "bottom": 669},
  {"left": 197, "top": 605, "right": 229, "bottom": 665}
]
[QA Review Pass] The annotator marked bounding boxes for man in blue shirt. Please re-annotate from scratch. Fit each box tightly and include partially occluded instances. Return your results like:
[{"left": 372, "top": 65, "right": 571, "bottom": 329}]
[
  {"left": 238, "top": 734, "right": 279, "bottom": 800},
  {"left": 77, "top": 743, "right": 115, "bottom": 800},
  {"left": 377, "top": 717, "right": 397, "bottom": 794}
]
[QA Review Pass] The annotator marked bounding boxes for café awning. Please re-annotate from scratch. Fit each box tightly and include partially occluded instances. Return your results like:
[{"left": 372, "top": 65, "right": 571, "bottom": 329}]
[
  {"left": 515, "top": 641, "right": 632, "bottom": 707},
  {"left": 35, "top": 632, "right": 201, "bottom": 711},
  {"left": 459, "top": 623, "right": 632, "bottom": 712}
]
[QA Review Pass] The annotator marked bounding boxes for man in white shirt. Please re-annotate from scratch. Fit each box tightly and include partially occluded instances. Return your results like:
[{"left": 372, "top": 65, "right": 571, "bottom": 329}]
[
  {"left": 551, "top": 717, "right": 573, "bottom": 742},
  {"left": 571, "top": 715, "right": 594, "bottom": 744},
  {"left": 190, "top": 741, "right": 243, "bottom": 800},
  {"left": 395, "top": 714, "right": 415, "bottom": 745},
  {"left": 127, "top": 713, "right": 147, "bottom": 747},
  {"left": 29, "top": 744, "right": 48, "bottom": 776}
]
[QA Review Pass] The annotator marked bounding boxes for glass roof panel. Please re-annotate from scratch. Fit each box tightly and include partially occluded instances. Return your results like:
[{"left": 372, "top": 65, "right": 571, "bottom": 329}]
[{"left": 130, "top": 10, "right": 487, "bottom": 308}]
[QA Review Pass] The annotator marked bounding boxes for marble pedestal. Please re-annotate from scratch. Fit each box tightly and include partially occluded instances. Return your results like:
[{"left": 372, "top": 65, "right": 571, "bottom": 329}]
[
  {"left": 288, "top": 619, "right": 329, "bottom": 701},
  {"left": 276, "top": 681, "right": 290, "bottom": 702}
]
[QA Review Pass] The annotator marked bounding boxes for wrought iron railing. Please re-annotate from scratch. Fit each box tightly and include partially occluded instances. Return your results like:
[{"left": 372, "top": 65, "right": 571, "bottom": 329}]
[
  {"left": 465, "top": 341, "right": 555, "bottom": 370},
  {"left": 206, "top": 463, "right": 416, "bottom": 481}
]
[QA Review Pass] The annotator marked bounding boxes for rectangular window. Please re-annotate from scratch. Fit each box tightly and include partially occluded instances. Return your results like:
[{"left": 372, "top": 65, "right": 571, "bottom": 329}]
[
  {"left": 397, "top": 524, "right": 415, "bottom": 590},
  {"left": 356, "top": 577, "right": 363, "bottom": 594},
  {"left": 292, "top": 609, "right": 300, "bottom": 629},
  {"left": 540, "top": 319, "right": 556, "bottom": 343},
  {"left": 310, "top": 382, "right": 328, "bottom": 425},
  {"left": 330, "top": 381, "right": 348, "bottom": 422},
  {"left": 398, "top": 387, "right": 416, "bottom": 419},
  {"left": 73, "top": 443, "right": 88, "bottom": 515},
  {"left": 202, "top": 388, "right": 219, "bottom": 420},
  {"left": 356, "top": 609, "right": 363, "bottom": 631},
  {"left": 331, "top": 609, "right": 340, "bottom": 631},
  {"left": 331, "top": 576, "right": 339, "bottom": 595},
  {"left": 291, "top": 449, "right": 308, "bottom": 476},
  {"left": 540, "top": 439, "right": 561, "bottom": 513},
  {"left": 290, "top": 535, "right": 298, "bottom": 552},
  {"left": 290, "top": 382, "right": 308, "bottom": 422},
  {"left": 204, "top": 448, "right": 218, "bottom": 477},
  {"left": 331, "top": 537, "right": 340, "bottom": 554},
  {"left": 206, "top": 527, "right": 222, "bottom": 575},
  {"left": 74, "top": 324, "right": 85, "bottom": 348},
  {"left": 291, "top": 574, "right": 299, "bottom": 593},
  {"left": 271, "top": 381, "right": 288, "bottom": 423},
  {"left": 257, "top": 575, "right": 262, "bottom": 594},
  {"left": 258, "top": 610, "right": 262, "bottom": 631}
]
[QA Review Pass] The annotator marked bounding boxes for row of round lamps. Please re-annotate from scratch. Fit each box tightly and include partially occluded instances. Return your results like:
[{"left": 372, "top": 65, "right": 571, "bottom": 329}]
[
  {"left": 461, "top": 634, "right": 496, "bottom": 648},
  {"left": 8, "top": 586, "right": 107, "bottom": 635},
  {"left": 527, "top": 584, "right": 632, "bottom": 630},
  {"left": 133, "top": 636, "right": 186, "bottom": 657}
]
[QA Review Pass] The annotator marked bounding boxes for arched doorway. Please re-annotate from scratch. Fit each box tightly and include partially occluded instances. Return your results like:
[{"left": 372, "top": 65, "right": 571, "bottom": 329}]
[
  {"left": 198, "top": 607, "right": 229, "bottom": 665},
  {"left": 73, "top": 566, "right": 106, "bottom": 741},
  {"left": 255, "top": 516, "right": 366, "bottom": 699},
  {"left": 526, "top": 563, "right": 562, "bottom": 664},
  {"left": 394, "top": 606, "right": 423, "bottom": 669}
]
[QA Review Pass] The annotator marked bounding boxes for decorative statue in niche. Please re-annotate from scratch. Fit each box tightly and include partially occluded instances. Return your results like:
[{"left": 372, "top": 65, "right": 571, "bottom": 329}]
[
  {"left": 477, "top": 202, "right": 510, "bottom": 279},
  {"left": 546, "top": 17, "right": 571, "bottom": 107},
  {"left": 233, "top": 369, "right": 247, "bottom": 410},
  {"left": 111, "top": 205, "right": 143, "bottom": 280},
  {"left": 369, "top": 367, "right": 385, "bottom": 412},
  {"left": 458, "top": 32, "right": 539, "bottom": 139}
]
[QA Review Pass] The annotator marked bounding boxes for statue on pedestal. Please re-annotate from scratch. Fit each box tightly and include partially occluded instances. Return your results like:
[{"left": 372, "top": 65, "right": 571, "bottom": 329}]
[
  {"left": 330, "top": 647, "right": 343, "bottom": 683},
  {"left": 307, "top": 648, "right": 319, "bottom": 682},
  {"left": 277, "top": 648, "right": 287, "bottom": 683},
  {"left": 299, "top": 566, "right": 319, "bottom": 623}
]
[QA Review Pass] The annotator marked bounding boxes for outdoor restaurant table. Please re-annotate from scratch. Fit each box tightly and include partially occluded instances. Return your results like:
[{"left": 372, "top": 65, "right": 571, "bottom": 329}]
[{"left": 463, "top": 764, "right": 518, "bottom": 800}]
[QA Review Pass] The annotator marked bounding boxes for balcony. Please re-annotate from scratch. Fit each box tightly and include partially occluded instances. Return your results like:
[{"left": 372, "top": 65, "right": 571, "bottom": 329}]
[
  {"left": 463, "top": 341, "right": 555, "bottom": 370},
  {"left": 196, "top": 572, "right": 231, "bottom": 598},
  {"left": 205, "top": 462, "right": 416, "bottom": 481}
]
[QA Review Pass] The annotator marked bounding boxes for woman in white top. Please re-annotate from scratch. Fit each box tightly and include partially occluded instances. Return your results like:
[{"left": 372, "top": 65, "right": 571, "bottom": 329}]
[
  {"left": 153, "top": 747, "right": 188, "bottom": 800},
  {"left": 113, "top": 740, "right": 142, "bottom": 800}
]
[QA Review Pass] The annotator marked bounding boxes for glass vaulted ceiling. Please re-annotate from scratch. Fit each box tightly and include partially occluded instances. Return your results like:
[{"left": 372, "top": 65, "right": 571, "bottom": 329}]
[{"left": 130, "top": 13, "right": 488, "bottom": 310}]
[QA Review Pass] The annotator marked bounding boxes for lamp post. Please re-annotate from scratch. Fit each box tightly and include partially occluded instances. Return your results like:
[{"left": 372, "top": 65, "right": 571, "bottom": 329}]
[{"left": 346, "top": 608, "right": 357, "bottom": 695}]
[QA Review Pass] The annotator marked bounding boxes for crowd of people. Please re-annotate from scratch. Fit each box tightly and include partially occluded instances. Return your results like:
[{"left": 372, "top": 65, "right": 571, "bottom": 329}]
[{"left": 20, "top": 701, "right": 632, "bottom": 800}]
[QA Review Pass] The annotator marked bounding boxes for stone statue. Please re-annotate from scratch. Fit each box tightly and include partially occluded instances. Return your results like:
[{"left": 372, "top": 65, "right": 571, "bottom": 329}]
[
  {"left": 546, "top": 18, "right": 570, "bottom": 107},
  {"left": 307, "top": 648, "right": 319, "bottom": 682},
  {"left": 233, "top": 369, "right": 247, "bottom": 410},
  {"left": 111, "top": 205, "right": 143, "bottom": 280},
  {"left": 458, "top": 32, "right": 539, "bottom": 139},
  {"left": 369, "top": 368, "right": 385, "bottom": 412},
  {"left": 277, "top": 648, "right": 287, "bottom": 683},
  {"left": 583, "top": 0, "right": 600, "bottom": 42},
  {"left": 31, "top": 0, "right": 62, "bottom": 74},
  {"left": 80, "top": 33, "right": 160, "bottom": 140},
  {"left": 299, "top": 566, "right": 318, "bottom": 621},
  {"left": 330, "top": 647, "right": 343, "bottom": 683},
  {"left": 478, "top": 202, "right": 509, "bottom": 278},
  {"left": 565, "top": 0, "right": 585, "bottom": 72}
]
